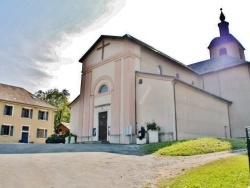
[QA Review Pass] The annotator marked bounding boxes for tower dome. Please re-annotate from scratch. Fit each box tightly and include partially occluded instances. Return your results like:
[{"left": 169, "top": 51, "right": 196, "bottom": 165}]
[{"left": 208, "top": 9, "right": 245, "bottom": 60}]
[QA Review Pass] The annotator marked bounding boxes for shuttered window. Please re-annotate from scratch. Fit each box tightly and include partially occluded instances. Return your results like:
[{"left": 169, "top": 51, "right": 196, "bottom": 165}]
[
  {"left": 21, "top": 108, "right": 33, "bottom": 118},
  {"left": 36, "top": 128, "right": 47, "bottom": 138},
  {"left": 38, "top": 110, "right": 49, "bottom": 121},
  {"left": 4, "top": 105, "right": 13, "bottom": 116},
  {"left": 1, "top": 125, "right": 14, "bottom": 136}
]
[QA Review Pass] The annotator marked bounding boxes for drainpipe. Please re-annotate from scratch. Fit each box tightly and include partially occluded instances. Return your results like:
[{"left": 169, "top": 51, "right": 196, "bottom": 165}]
[
  {"left": 135, "top": 73, "right": 138, "bottom": 141},
  {"left": 173, "top": 81, "right": 178, "bottom": 140},
  {"left": 227, "top": 104, "right": 232, "bottom": 138}
]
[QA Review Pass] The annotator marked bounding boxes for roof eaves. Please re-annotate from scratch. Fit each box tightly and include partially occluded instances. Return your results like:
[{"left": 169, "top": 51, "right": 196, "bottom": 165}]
[
  {"left": 198, "top": 62, "right": 249, "bottom": 75},
  {"left": 136, "top": 71, "right": 232, "bottom": 104},
  {"left": 175, "top": 78, "right": 232, "bottom": 104},
  {"left": 0, "top": 98, "right": 57, "bottom": 110},
  {"left": 69, "top": 95, "right": 80, "bottom": 107}
]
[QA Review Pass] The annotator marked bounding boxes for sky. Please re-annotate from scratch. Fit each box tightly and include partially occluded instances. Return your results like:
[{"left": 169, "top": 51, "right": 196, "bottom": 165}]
[{"left": 1, "top": 0, "right": 250, "bottom": 101}]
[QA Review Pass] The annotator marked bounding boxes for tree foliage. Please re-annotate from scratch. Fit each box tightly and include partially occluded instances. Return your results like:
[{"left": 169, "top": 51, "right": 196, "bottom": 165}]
[{"left": 35, "top": 89, "right": 70, "bottom": 132}]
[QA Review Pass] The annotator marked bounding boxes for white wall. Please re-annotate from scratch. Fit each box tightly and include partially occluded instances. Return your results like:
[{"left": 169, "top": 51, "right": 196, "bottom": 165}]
[
  {"left": 136, "top": 75, "right": 176, "bottom": 140},
  {"left": 176, "top": 82, "right": 230, "bottom": 139},
  {"left": 203, "top": 64, "right": 250, "bottom": 137}
]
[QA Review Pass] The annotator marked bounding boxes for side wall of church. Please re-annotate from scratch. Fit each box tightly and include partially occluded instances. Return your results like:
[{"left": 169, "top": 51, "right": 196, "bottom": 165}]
[
  {"left": 136, "top": 75, "right": 176, "bottom": 141},
  {"left": 175, "top": 82, "right": 230, "bottom": 139},
  {"left": 140, "top": 47, "right": 202, "bottom": 88},
  {"left": 203, "top": 64, "right": 250, "bottom": 137},
  {"left": 69, "top": 99, "right": 80, "bottom": 136}
]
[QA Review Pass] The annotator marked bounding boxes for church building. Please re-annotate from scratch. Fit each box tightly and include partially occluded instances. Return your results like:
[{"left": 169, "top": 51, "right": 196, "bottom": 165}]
[{"left": 69, "top": 10, "right": 250, "bottom": 144}]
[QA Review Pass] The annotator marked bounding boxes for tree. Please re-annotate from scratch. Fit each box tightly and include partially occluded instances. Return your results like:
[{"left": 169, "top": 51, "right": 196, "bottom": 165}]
[{"left": 35, "top": 89, "right": 70, "bottom": 132}]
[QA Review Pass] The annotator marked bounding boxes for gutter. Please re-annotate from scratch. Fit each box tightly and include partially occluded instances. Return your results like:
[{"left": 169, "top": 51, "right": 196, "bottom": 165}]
[
  {"left": 227, "top": 104, "right": 232, "bottom": 138},
  {"left": 173, "top": 81, "right": 178, "bottom": 141},
  {"left": 135, "top": 73, "right": 137, "bottom": 140}
]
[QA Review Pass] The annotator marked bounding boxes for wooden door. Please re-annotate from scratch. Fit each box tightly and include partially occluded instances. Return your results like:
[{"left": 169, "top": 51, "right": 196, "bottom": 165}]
[
  {"left": 98, "top": 112, "right": 107, "bottom": 141},
  {"left": 21, "top": 132, "right": 29, "bottom": 143}
]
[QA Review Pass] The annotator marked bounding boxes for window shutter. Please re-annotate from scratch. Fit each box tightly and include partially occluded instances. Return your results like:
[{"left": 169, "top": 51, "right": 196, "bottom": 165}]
[
  {"left": 30, "top": 109, "right": 33, "bottom": 119},
  {"left": 21, "top": 108, "right": 25, "bottom": 117},
  {"left": 10, "top": 126, "right": 14, "bottom": 136},
  {"left": 10, "top": 106, "right": 13, "bottom": 116},
  {"left": 38, "top": 111, "right": 41, "bottom": 120},
  {"left": 4, "top": 106, "right": 7, "bottom": 115},
  {"left": 46, "top": 112, "right": 49, "bottom": 121},
  {"left": 1, "top": 125, "right": 4, "bottom": 135},
  {"left": 45, "top": 129, "right": 47, "bottom": 138},
  {"left": 36, "top": 129, "right": 40, "bottom": 138}
]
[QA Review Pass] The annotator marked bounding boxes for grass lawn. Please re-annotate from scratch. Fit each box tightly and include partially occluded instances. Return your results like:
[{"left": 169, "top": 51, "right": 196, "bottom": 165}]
[
  {"left": 157, "top": 154, "right": 250, "bottom": 188},
  {"left": 141, "top": 137, "right": 246, "bottom": 156}
]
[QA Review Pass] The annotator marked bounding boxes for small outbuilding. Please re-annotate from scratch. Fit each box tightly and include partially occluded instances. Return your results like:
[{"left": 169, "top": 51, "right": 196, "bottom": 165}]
[{"left": 57, "top": 122, "right": 70, "bottom": 135}]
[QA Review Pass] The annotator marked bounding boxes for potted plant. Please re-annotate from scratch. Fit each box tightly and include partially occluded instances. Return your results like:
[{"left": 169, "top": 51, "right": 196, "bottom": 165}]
[{"left": 146, "top": 121, "right": 160, "bottom": 143}]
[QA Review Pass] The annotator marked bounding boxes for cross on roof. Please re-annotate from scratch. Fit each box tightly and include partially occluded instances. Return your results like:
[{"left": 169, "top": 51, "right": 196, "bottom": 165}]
[{"left": 97, "top": 41, "right": 110, "bottom": 60}]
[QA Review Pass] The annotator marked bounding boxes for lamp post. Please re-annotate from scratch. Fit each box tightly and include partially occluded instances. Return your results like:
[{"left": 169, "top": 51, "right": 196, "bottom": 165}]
[{"left": 245, "top": 127, "right": 250, "bottom": 173}]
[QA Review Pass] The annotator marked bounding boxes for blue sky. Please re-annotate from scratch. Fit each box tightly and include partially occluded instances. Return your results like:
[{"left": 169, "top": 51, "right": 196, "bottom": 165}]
[{"left": 1, "top": 0, "right": 249, "bottom": 101}]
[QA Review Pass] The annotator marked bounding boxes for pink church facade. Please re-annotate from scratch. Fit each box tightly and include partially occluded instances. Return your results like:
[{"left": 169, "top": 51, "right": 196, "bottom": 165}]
[{"left": 69, "top": 11, "right": 250, "bottom": 144}]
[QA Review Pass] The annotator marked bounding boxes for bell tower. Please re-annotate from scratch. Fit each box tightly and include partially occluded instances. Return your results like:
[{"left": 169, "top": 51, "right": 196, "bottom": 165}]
[{"left": 208, "top": 9, "right": 245, "bottom": 60}]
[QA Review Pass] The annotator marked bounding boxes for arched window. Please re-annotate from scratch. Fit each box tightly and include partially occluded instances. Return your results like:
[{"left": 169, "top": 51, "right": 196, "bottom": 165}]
[
  {"left": 219, "top": 47, "right": 227, "bottom": 56},
  {"left": 176, "top": 73, "right": 180, "bottom": 79},
  {"left": 157, "top": 65, "right": 163, "bottom": 75},
  {"left": 138, "top": 79, "right": 143, "bottom": 84},
  {"left": 99, "top": 84, "right": 108, "bottom": 93}
]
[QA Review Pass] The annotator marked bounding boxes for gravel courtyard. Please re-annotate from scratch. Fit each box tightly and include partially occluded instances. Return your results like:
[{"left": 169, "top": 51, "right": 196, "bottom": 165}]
[{"left": 0, "top": 144, "right": 245, "bottom": 188}]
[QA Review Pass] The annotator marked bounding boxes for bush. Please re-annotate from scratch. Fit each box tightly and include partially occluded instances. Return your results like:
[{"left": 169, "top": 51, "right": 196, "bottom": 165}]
[
  {"left": 146, "top": 121, "right": 160, "bottom": 131},
  {"left": 45, "top": 134, "right": 65, "bottom": 144},
  {"left": 155, "top": 138, "right": 232, "bottom": 156}
]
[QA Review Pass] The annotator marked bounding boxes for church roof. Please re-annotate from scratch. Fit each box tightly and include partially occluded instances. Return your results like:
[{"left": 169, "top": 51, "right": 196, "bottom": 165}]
[
  {"left": 0, "top": 83, "right": 56, "bottom": 109},
  {"left": 68, "top": 95, "right": 79, "bottom": 108},
  {"left": 59, "top": 122, "right": 71, "bottom": 130},
  {"left": 208, "top": 34, "right": 245, "bottom": 50},
  {"left": 188, "top": 55, "right": 250, "bottom": 75},
  {"left": 79, "top": 34, "right": 197, "bottom": 74}
]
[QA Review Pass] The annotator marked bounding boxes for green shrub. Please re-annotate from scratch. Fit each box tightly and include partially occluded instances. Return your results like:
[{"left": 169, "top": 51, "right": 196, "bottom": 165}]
[
  {"left": 227, "top": 137, "right": 246, "bottom": 149},
  {"left": 45, "top": 134, "right": 65, "bottom": 144},
  {"left": 146, "top": 121, "right": 160, "bottom": 131},
  {"left": 155, "top": 138, "right": 232, "bottom": 156}
]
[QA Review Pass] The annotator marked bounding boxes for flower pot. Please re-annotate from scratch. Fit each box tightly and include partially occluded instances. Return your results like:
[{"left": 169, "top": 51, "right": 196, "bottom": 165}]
[
  {"left": 136, "top": 138, "right": 146, "bottom": 144},
  {"left": 148, "top": 130, "right": 159, "bottom": 143}
]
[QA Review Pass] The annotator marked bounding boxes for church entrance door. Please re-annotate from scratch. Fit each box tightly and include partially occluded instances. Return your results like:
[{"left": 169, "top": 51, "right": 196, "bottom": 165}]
[{"left": 98, "top": 111, "right": 108, "bottom": 141}]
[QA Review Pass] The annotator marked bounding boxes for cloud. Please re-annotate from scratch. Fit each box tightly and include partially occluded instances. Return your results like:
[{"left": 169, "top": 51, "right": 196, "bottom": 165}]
[{"left": 0, "top": 0, "right": 125, "bottom": 94}]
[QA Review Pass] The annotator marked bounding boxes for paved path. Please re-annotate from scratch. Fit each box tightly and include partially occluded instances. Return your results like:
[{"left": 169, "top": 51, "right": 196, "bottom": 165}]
[{"left": 0, "top": 144, "right": 246, "bottom": 188}]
